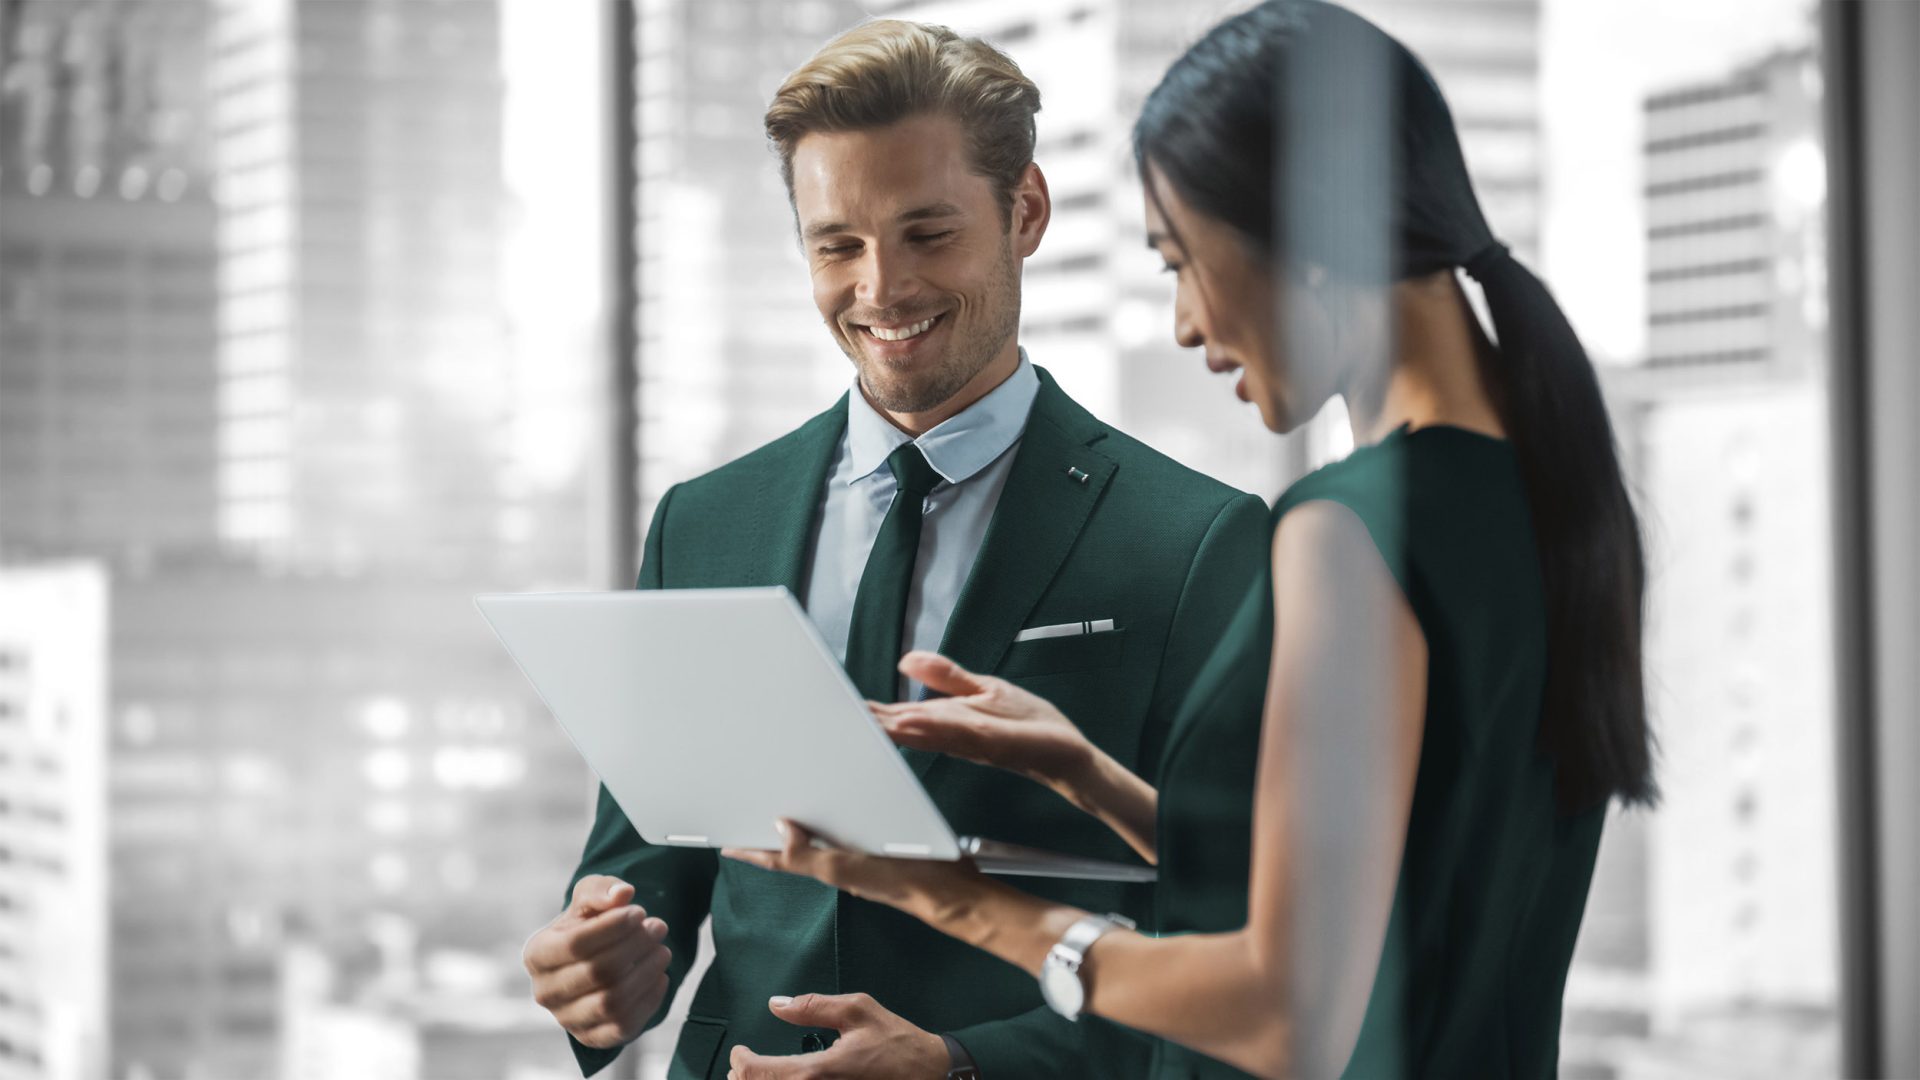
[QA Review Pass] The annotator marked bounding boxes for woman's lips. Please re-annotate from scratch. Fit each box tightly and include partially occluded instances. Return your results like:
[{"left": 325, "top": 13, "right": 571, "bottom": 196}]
[{"left": 1204, "top": 356, "right": 1250, "bottom": 401}]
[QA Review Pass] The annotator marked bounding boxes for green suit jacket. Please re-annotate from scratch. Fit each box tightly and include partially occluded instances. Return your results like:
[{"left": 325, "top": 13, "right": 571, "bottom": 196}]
[{"left": 566, "top": 368, "right": 1266, "bottom": 1078}]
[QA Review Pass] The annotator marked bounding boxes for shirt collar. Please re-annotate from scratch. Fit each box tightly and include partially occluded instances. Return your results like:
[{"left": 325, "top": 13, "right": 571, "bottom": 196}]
[{"left": 845, "top": 348, "right": 1039, "bottom": 488}]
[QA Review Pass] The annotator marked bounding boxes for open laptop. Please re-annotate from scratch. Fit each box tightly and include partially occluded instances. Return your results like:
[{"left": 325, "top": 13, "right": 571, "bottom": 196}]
[{"left": 474, "top": 587, "right": 1155, "bottom": 883}]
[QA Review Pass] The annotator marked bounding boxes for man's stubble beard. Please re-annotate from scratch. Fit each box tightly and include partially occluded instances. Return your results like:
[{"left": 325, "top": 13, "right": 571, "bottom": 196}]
[{"left": 845, "top": 239, "right": 1022, "bottom": 416}]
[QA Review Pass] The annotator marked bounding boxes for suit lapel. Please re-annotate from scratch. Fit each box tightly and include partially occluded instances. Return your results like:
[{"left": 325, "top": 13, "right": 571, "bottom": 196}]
[
  {"left": 906, "top": 370, "right": 1115, "bottom": 778},
  {"left": 745, "top": 397, "right": 846, "bottom": 595}
]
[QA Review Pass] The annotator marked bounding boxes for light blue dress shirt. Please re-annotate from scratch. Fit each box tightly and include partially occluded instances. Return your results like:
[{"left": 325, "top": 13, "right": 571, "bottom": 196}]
[{"left": 802, "top": 350, "right": 1040, "bottom": 702}]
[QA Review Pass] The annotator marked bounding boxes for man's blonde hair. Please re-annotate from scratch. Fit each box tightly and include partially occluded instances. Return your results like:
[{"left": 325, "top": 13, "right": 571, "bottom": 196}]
[{"left": 764, "top": 19, "right": 1042, "bottom": 219}]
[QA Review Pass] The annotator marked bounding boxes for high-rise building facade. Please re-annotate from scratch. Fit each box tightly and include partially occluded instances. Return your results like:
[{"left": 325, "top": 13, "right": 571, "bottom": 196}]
[
  {"left": 1564, "top": 44, "right": 1836, "bottom": 1080},
  {"left": 1345, "top": 0, "right": 1544, "bottom": 263},
  {"left": 0, "top": 0, "right": 220, "bottom": 569},
  {"left": 1635, "top": 45, "right": 1836, "bottom": 1076},
  {"left": 1642, "top": 47, "right": 1826, "bottom": 375},
  {"left": 628, "top": 0, "right": 874, "bottom": 537},
  {"left": 0, "top": 565, "right": 110, "bottom": 1080},
  {"left": 101, "top": 565, "right": 588, "bottom": 1080},
  {"left": 209, "top": 0, "right": 520, "bottom": 578}
]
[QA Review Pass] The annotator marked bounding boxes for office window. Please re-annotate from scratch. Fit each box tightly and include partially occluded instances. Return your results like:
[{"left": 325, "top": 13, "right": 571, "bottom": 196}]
[{"left": 1, "top": 1, "right": 609, "bottom": 1076}]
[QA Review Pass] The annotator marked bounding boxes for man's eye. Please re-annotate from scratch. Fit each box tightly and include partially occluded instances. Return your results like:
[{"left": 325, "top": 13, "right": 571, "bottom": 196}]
[
  {"left": 819, "top": 243, "right": 859, "bottom": 257},
  {"left": 1160, "top": 262, "right": 1183, "bottom": 275},
  {"left": 912, "top": 230, "right": 956, "bottom": 244}
]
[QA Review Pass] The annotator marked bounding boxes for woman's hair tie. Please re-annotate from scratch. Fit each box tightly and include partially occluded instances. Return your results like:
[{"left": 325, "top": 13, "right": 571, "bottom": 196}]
[{"left": 1462, "top": 239, "right": 1512, "bottom": 281}]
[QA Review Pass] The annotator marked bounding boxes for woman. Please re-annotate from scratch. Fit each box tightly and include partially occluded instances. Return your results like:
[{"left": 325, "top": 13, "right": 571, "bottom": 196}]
[{"left": 726, "top": 2, "right": 1656, "bottom": 1076}]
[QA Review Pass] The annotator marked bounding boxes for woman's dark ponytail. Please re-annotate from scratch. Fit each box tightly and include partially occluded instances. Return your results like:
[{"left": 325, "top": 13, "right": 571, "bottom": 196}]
[
  {"left": 1136, "top": 0, "right": 1656, "bottom": 811},
  {"left": 1464, "top": 245, "right": 1656, "bottom": 810}
]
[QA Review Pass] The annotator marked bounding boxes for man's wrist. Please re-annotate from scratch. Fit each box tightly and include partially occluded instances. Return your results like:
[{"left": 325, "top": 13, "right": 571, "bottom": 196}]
[{"left": 940, "top": 1033, "right": 981, "bottom": 1078}]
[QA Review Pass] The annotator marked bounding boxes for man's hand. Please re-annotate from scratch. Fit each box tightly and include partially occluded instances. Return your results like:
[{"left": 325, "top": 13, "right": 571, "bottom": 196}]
[
  {"left": 524, "top": 875, "right": 674, "bottom": 1050},
  {"left": 726, "top": 993, "right": 952, "bottom": 1079}
]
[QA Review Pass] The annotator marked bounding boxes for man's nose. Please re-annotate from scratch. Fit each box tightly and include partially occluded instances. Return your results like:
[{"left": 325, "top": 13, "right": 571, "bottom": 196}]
[{"left": 855, "top": 246, "right": 918, "bottom": 310}]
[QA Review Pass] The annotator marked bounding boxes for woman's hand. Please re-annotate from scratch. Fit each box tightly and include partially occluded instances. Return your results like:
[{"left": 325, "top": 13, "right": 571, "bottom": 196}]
[
  {"left": 721, "top": 819, "right": 987, "bottom": 928},
  {"left": 873, "top": 651, "right": 1098, "bottom": 793},
  {"left": 880, "top": 651, "right": 1162, "bottom": 864}
]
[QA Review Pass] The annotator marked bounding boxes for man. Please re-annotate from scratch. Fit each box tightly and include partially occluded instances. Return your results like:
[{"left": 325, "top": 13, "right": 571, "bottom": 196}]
[{"left": 523, "top": 19, "right": 1267, "bottom": 1080}]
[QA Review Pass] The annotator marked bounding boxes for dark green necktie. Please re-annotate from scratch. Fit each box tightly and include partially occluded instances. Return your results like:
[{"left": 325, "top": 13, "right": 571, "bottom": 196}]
[{"left": 844, "top": 442, "right": 944, "bottom": 704}]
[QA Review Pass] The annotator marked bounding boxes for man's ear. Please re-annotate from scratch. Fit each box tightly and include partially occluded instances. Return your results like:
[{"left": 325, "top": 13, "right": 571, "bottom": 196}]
[{"left": 1011, "top": 162, "right": 1050, "bottom": 259}]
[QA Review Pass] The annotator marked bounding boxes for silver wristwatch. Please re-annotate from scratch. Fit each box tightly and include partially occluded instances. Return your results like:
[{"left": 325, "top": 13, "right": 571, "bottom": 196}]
[{"left": 1039, "top": 912, "right": 1134, "bottom": 1020}]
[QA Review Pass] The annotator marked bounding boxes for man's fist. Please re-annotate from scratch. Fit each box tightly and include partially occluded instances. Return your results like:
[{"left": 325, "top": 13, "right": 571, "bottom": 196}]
[{"left": 524, "top": 875, "right": 674, "bottom": 1050}]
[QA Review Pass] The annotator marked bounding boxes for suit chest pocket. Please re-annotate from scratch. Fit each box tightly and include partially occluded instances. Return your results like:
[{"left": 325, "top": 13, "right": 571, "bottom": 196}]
[{"left": 996, "top": 628, "right": 1128, "bottom": 679}]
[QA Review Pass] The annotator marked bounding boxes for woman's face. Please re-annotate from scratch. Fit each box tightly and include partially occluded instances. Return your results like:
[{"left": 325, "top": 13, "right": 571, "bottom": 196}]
[{"left": 1142, "top": 161, "right": 1344, "bottom": 434}]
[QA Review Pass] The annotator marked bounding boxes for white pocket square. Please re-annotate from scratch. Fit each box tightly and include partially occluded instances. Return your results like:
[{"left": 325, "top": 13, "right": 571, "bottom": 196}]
[{"left": 1013, "top": 619, "right": 1117, "bottom": 642}]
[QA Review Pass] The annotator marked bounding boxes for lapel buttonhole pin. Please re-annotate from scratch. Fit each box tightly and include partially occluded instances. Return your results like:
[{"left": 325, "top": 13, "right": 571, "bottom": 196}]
[{"left": 1067, "top": 466, "right": 1089, "bottom": 484}]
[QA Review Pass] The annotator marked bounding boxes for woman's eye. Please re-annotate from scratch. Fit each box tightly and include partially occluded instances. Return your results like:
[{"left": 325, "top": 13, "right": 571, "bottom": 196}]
[{"left": 1160, "top": 262, "right": 1183, "bottom": 275}]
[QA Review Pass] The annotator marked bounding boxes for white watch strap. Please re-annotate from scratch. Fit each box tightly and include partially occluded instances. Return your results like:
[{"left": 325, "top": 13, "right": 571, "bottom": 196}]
[{"left": 1055, "top": 912, "right": 1135, "bottom": 966}]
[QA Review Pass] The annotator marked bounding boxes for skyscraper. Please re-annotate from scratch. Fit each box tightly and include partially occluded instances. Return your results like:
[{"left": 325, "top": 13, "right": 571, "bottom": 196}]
[
  {"left": 1344, "top": 0, "right": 1545, "bottom": 264},
  {"left": 1638, "top": 36, "right": 1835, "bottom": 1045},
  {"left": 0, "top": 564, "right": 110, "bottom": 1080},
  {"left": 101, "top": 564, "right": 587, "bottom": 1080},
  {"left": 1566, "top": 43, "right": 1836, "bottom": 1080},
  {"left": 628, "top": 0, "right": 874, "bottom": 537},
  {"left": 208, "top": 0, "right": 520, "bottom": 579},
  {"left": 1641, "top": 47, "right": 1826, "bottom": 376},
  {"left": 0, "top": 0, "right": 220, "bottom": 569}
]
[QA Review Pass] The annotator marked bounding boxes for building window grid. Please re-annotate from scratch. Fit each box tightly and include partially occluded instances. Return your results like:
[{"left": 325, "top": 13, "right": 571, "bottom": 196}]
[
  {"left": 1648, "top": 258, "right": 1773, "bottom": 283},
  {"left": 1648, "top": 303, "right": 1771, "bottom": 326},
  {"left": 1646, "top": 122, "right": 1768, "bottom": 155},
  {"left": 1645, "top": 168, "right": 1766, "bottom": 198}
]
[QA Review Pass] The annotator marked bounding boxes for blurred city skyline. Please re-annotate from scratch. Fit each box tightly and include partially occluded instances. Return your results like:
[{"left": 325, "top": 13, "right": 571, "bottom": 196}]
[{"left": 2, "top": 2, "right": 604, "bottom": 1077}]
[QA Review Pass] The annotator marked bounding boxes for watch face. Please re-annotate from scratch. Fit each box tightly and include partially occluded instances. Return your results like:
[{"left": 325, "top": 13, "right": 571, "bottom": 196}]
[{"left": 1041, "top": 958, "right": 1085, "bottom": 1018}]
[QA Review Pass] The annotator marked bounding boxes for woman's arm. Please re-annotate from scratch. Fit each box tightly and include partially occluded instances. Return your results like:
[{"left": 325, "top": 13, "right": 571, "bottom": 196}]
[
  {"left": 1051, "top": 738, "right": 1161, "bottom": 864},
  {"left": 1245, "top": 501, "right": 1426, "bottom": 1076},
  {"left": 878, "top": 652, "right": 1162, "bottom": 863},
  {"left": 734, "top": 501, "right": 1428, "bottom": 1078}
]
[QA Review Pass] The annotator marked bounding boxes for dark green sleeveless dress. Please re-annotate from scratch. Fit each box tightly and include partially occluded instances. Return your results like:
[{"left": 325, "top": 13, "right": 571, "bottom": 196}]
[{"left": 1148, "top": 425, "right": 1605, "bottom": 1079}]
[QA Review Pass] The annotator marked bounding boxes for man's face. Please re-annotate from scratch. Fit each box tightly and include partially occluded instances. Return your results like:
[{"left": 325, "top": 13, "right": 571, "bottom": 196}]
[{"left": 790, "top": 114, "right": 1034, "bottom": 415}]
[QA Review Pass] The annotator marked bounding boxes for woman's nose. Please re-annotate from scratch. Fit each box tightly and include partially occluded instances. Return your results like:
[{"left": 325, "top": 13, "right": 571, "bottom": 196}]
[{"left": 1174, "top": 314, "right": 1204, "bottom": 350}]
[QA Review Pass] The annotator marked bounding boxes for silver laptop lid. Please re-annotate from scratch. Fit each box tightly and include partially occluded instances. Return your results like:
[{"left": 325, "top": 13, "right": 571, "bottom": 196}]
[{"left": 475, "top": 588, "right": 963, "bottom": 860}]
